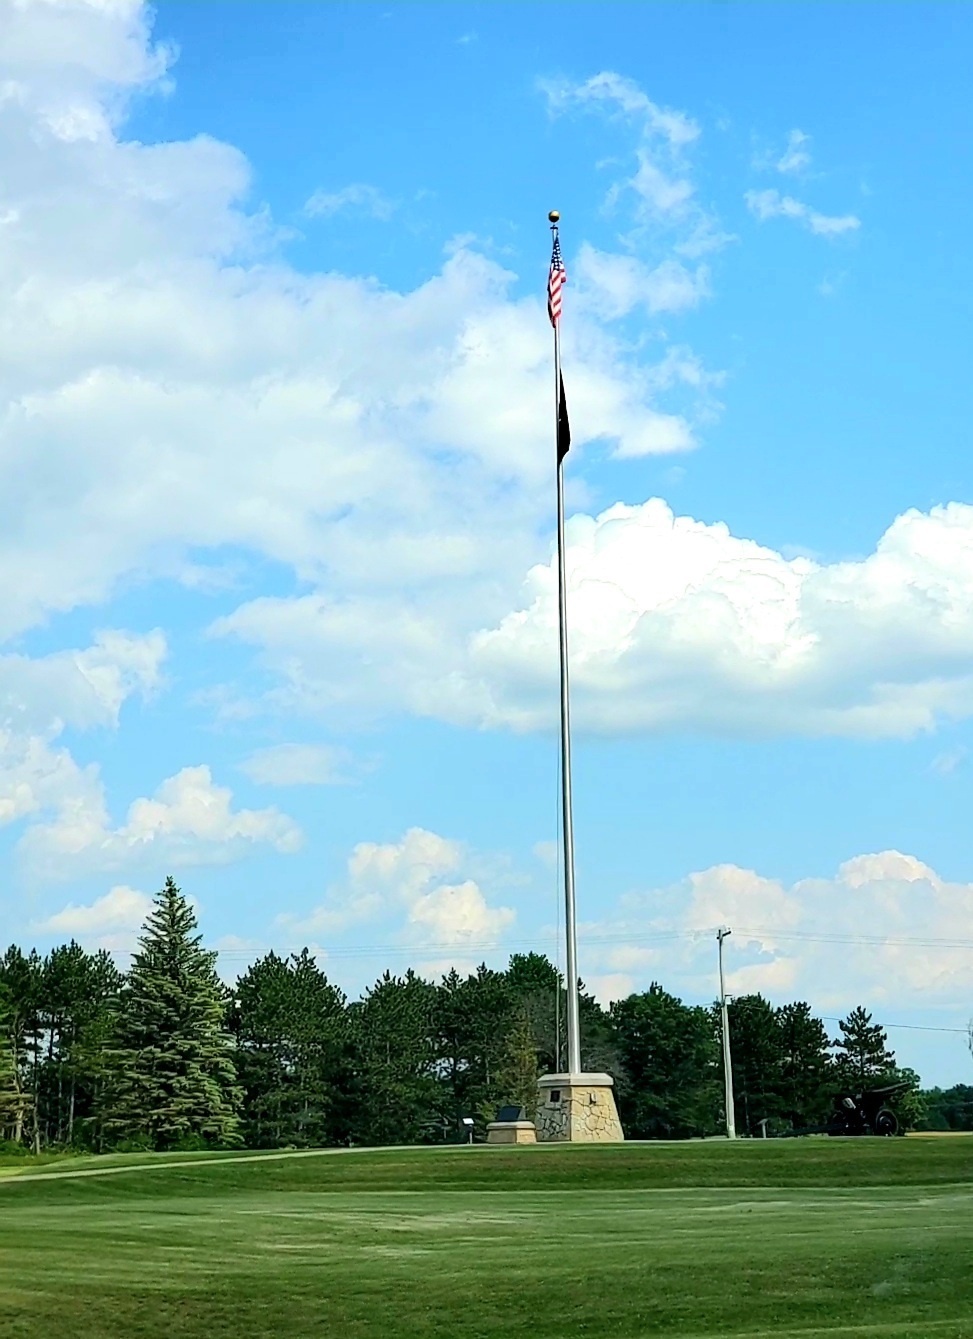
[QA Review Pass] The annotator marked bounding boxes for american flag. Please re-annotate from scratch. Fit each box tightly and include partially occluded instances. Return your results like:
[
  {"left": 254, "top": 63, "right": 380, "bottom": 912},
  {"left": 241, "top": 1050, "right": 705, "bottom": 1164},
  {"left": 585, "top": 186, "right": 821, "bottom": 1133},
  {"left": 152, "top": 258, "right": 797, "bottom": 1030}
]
[{"left": 548, "top": 234, "right": 566, "bottom": 326}]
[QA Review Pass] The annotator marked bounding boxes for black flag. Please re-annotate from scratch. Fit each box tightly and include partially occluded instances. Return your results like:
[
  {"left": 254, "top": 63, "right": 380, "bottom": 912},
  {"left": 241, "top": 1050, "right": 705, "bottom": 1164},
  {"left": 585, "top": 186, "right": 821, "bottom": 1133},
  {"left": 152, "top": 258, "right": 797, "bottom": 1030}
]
[{"left": 557, "top": 372, "right": 571, "bottom": 464}]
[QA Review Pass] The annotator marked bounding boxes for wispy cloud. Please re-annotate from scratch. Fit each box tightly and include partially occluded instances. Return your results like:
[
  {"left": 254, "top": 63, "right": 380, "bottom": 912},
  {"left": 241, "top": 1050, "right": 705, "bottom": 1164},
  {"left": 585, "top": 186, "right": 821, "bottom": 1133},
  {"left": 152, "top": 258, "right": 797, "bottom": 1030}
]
[
  {"left": 304, "top": 183, "right": 395, "bottom": 221},
  {"left": 754, "top": 128, "right": 813, "bottom": 176},
  {"left": 817, "top": 271, "right": 848, "bottom": 297},
  {"left": 542, "top": 70, "right": 700, "bottom": 148},
  {"left": 240, "top": 742, "right": 358, "bottom": 787},
  {"left": 540, "top": 71, "right": 712, "bottom": 236},
  {"left": 745, "top": 188, "right": 860, "bottom": 238},
  {"left": 776, "top": 129, "right": 812, "bottom": 174},
  {"left": 574, "top": 244, "right": 710, "bottom": 319},
  {"left": 930, "top": 746, "right": 967, "bottom": 777},
  {"left": 754, "top": 126, "right": 813, "bottom": 175}
]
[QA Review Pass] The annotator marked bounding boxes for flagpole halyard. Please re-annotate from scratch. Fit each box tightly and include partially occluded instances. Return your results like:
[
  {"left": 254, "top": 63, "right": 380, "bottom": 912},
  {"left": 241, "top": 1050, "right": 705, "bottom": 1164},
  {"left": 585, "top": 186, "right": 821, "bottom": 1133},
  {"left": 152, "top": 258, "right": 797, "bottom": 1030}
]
[{"left": 549, "top": 211, "right": 582, "bottom": 1078}]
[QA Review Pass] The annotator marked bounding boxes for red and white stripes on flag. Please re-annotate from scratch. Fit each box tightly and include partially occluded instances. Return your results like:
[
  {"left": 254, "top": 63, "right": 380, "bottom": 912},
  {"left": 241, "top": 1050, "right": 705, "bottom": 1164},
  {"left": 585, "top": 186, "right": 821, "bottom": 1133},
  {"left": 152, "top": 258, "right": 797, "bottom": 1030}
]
[{"left": 548, "top": 233, "right": 566, "bottom": 326}]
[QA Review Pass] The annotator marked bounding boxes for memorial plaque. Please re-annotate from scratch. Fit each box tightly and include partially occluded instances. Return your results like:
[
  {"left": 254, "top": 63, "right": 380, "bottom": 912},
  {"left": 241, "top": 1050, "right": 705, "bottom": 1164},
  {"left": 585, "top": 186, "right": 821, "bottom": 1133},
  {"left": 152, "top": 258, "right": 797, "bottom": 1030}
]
[{"left": 495, "top": 1105, "right": 525, "bottom": 1123}]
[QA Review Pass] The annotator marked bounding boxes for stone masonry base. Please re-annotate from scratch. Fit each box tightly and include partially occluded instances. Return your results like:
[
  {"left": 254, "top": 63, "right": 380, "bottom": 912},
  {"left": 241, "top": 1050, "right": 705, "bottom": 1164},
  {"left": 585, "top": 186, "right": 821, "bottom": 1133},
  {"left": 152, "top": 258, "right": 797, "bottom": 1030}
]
[
  {"left": 485, "top": 1120, "right": 537, "bottom": 1145},
  {"left": 535, "top": 1072, "right": 624, "bottom": 1142}
]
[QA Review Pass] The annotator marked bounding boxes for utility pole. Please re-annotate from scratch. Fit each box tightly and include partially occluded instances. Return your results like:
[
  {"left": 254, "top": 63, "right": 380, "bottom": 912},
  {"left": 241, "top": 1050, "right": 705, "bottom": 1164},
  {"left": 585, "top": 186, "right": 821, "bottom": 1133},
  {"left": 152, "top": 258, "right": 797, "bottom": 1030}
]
[{"left": 717, "top": 926, "right": 736, "bottom": 1140}]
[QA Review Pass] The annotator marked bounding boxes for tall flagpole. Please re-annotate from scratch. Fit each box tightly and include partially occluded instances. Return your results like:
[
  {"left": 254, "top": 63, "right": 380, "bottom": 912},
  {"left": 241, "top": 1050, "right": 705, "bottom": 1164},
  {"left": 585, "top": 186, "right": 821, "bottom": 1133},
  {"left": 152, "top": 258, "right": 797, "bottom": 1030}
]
[{"left": 549, "top": 209, "right": 582, "bottom": 1077}]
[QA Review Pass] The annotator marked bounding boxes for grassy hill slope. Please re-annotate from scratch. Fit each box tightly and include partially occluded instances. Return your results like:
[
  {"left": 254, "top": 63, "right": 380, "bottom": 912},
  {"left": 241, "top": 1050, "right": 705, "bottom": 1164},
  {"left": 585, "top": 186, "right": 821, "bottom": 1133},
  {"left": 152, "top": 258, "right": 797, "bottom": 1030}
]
[{"left": 2, "top": 1139, "right": 972, "bottom": 1338}]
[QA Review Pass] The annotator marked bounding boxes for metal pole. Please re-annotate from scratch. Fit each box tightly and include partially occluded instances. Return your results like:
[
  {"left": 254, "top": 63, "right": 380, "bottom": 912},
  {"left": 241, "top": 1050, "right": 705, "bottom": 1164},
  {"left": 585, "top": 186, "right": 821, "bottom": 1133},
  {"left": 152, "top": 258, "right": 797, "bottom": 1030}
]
[
  {"left": 552, "top": 215, "right": 582, "bottom": 1078},
  {"left": 554, "top": 922, "right": 562, "bottom": 1072},
  {"left": 717, "top": 927, "right": 736, "bottom": 1139}
]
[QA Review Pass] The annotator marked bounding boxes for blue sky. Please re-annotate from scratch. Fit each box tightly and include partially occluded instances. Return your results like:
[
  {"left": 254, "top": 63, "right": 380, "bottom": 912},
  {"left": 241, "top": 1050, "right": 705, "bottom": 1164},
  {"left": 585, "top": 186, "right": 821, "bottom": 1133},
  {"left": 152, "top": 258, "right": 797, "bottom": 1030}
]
[{"left": 1, "top": 0, "right": 972, "bottom": 1085}]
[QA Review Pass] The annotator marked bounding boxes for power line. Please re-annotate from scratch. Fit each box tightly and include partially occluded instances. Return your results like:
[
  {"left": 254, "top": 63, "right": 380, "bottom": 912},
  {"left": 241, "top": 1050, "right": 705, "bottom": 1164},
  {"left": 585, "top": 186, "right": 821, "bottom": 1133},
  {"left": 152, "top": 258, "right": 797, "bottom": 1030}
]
[
  {"left": 735, "top": 926, "right": 973, "bottom": 951},
  {"left": 92, "top": 921, "right": 973, "bottom": 963},
  {"left": 68, "top": 940, "right": 973, "bottom": 1038},
  {"left": 822, "top": 1016, "right": 969, "bottom": 1037},
  {"left": 92, "top": 939, "right": 973, "bottom": 1033}
]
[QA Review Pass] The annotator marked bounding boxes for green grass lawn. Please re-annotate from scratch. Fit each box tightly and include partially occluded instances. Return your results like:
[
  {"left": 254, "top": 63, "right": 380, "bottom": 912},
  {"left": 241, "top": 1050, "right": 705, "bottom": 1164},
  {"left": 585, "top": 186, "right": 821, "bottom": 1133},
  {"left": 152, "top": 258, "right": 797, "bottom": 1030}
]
[{"left": 2, "top": 1138, "right": 972, "bottom": 1338}]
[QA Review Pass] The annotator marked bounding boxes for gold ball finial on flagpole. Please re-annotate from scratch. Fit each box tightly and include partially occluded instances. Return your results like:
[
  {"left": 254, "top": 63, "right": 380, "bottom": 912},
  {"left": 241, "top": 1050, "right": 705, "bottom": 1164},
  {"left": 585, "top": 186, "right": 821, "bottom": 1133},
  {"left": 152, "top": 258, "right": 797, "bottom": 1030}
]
[{"left": 548, "top": 210, "right": 560, "bottom": 223}]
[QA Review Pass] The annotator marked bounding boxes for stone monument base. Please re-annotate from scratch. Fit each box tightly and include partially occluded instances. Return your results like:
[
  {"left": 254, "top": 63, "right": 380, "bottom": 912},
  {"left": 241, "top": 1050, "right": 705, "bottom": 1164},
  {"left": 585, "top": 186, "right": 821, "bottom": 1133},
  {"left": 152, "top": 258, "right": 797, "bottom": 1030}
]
[
  {"left": 535, "top": 1073, "right": 624, "bottom": 1142},
  {"left": 485, "top": 1120, "right": 537, "bottom": 1145}
]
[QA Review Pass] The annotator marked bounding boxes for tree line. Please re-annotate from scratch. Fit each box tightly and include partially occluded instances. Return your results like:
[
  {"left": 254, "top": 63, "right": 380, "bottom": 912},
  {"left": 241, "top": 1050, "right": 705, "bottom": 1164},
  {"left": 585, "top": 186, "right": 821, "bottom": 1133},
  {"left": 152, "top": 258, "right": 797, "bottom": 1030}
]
[{"left": 0, "top": 878, "right": 941, "bottom": 1155}]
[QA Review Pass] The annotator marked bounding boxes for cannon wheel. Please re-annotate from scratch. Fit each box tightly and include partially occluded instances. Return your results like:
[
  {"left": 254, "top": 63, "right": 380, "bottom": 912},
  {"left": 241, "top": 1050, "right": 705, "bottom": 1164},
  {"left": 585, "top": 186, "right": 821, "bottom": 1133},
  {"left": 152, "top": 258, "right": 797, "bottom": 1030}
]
[
  {"left": 827, "top": 1112, "right": 851, "bottom": 1136},
  {"left": 873, "top": 1108, "right": 898, "bottom": 1137}
]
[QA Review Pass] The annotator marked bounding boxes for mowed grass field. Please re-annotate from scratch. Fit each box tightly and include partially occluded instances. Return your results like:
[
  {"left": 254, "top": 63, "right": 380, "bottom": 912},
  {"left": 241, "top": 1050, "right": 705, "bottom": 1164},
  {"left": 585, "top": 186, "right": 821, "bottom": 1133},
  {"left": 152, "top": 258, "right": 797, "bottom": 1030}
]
[{"left": 2, "top": 1137, "right": 972, "bottom": 1339}]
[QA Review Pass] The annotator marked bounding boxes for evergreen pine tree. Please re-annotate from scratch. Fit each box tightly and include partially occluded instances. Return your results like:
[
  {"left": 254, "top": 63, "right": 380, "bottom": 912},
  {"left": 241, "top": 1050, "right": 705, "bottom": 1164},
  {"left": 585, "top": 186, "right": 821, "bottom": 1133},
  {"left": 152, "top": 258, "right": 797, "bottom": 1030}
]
[
  {"left": 435, "top": 965, "right": 533, "bottom": 1130},
  {"left": 103, "top": 878, "right": 242, "bottom": 1150},
  {"left": 37, "top": 942, "right": 122, "bottom": 1148},
  {"left": 233, "top": 949, "right": 350, "bottom": 1148},
  {"left": 0, "top": 986, "right": 25, "bottom": 1142},
  {"left": 0, "top": 947, "right": 41, "bottom": 1148},
  {"left": 834, "top": 1006, "right": 895, "bottom": 1087},
  {"left": 350, "top": 970, "right": 440, "bottom": 1146}
]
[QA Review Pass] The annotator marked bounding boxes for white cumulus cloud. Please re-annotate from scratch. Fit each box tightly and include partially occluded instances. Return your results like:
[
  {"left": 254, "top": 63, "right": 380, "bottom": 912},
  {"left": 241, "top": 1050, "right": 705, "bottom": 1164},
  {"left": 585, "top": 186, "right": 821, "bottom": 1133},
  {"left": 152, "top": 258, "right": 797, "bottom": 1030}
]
[
  {"left": 0, "top": 16, "right": 733, "bottom": 782},
  {"left": 0, "top": 731, "right": 100, "bottom": 829},
  {"left": 441, "top": 497, "right": 973, "bottom": 738},
  {"left": 0, "top": 23, "right": 702, "bottom": 659},
  {"left": 279, "top": 826, "right": 516, "bottom": 961},
  {"left": 205, "top": 497, "right": 973, "bottom": 741},
  {"left": 32, "top": 883, "right": 153, "bottom": 936},
  {"left": 0, "top": 629, "right": 165, "bottom": 735},
  {"left": 19, "top": 763, "right": 303, "bottom": 878},
  {"left": 0, "top": 630, "right": 167, "bottom": 832},
  {"left": 580, "top": 849, "right": 973, "bottom": 1017}
]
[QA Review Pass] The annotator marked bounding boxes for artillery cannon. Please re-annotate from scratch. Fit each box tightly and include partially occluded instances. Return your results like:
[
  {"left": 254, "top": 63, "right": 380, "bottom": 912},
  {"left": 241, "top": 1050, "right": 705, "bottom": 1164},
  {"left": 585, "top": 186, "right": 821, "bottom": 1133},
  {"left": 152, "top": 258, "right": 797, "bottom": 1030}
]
[{"left": 826, "top": 1081, "right": 910, "bottom": 1136}]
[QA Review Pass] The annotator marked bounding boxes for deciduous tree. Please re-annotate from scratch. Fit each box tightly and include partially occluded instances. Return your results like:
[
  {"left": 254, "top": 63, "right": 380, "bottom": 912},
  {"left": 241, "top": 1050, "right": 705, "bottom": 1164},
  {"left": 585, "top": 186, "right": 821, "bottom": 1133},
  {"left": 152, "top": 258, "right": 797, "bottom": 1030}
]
[
  {"left": 724, "top": 994, "right": 784, "bottom": 1136},
  {"left": 775, "top": 1001, "right": 833, "bottom": 1129},
  {"left": 611, "top": 985, "right": 719, "bottom": 1139}
]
